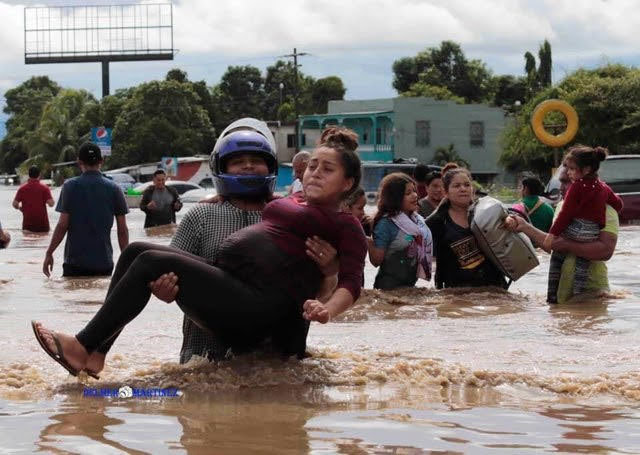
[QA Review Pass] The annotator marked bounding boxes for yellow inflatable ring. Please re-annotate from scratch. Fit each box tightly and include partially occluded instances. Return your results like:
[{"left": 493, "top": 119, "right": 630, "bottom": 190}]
[{"left": 531, "top": 99, "right": 579, "bottom": 147}]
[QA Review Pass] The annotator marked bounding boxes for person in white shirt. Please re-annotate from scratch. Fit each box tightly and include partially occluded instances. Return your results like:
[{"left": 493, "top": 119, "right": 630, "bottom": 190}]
[{"left": 289, "top": 151, "right": 310, "bottom": 194}]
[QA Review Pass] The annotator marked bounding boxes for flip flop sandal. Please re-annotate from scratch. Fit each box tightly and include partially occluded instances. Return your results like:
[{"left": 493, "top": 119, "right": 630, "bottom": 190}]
[
  {"left": 31, "top": 320, "right": 79, "bottom": 377},
  {"left": 83, "top": 369, "right": 100, "bottom": 380}
]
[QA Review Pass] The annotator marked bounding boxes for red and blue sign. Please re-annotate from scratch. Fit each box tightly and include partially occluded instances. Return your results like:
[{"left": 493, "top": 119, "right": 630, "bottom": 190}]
[{"left": 91, "top": 127, "right": 112, "bottom": 156}]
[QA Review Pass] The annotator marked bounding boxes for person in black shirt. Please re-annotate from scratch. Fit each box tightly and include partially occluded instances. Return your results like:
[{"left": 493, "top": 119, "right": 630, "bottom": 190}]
[{"left": 426, "top": 168, "right": 506, "bottom": 289}]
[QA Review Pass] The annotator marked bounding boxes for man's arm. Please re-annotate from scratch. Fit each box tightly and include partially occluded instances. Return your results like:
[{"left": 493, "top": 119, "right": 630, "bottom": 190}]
[
  {"left": 46, "top": 198, "right": 54, "bottom": 207},
  {"left": 139, "top": 188, "right": 152, "bottom": 212},
  {"left": 553, "top": 231, "right": 617, "bottom": 261},
  {"left": 12, "top": 199, "right": 20, "bottom": 210},
  {"left": 511, "top": 216, "right": 616, "bottom": 260},
  {"left": 115, "top": 215, "right": 129, "bottom": 251},
  {"left": 43, "top": 213, "right": 69, "bottom": 277}
]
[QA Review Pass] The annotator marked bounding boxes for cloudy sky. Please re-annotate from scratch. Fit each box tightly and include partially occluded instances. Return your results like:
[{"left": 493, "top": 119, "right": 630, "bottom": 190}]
[{"left": 1, "top": 0, "right": 639, "bottom": 134}]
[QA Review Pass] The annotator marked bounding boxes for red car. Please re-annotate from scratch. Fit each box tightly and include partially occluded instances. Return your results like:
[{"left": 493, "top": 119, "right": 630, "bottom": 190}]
[{"left": 546, "top": 154, "right": 640, "bottom": 224}]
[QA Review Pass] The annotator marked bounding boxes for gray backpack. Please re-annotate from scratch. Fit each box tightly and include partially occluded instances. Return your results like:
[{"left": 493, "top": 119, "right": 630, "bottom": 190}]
[{"left": 470, "top": 196, "right": 539, "bottom": 281}]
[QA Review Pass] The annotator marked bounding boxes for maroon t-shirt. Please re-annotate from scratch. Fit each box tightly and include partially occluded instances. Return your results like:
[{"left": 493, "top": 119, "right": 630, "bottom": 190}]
[
  {"left": 550, "top": 177, "right": 623, "bottom": 236},
  {"left": 217, "top": 193, "right": 367, "bottom": 303},
  {"left": 14, "top": 179, "right": 52, "bottom": 232}
]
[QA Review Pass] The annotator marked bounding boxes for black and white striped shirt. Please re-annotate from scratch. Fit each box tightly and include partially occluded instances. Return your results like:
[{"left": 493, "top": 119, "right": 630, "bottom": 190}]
[{"left": 171, "top": 201, "right": 262, "bottom": 363}]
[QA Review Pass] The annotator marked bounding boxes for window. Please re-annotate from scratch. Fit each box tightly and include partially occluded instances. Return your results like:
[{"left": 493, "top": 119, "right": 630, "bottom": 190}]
[
  {"left": 362, "top": 132, "right": 368, "bottom": 144},
  {"left": 301, "top": 134, "right": 306, "bottom": 146},
  {"left": 416, "top": 121, "right": 430, "bottom": 147},
  {"left": 376, "top": 127, "right": 382, "bottom": 144},
  {"left": 287, "top": 134, "right": 296, "bottom": 148},
  {"left": 470, "top": 121, "right": 484, "bottom": 147}
]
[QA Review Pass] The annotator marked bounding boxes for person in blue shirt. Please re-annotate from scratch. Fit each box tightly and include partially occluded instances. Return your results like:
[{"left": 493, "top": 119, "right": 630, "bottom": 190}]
[
  {"left": 368, "top": 172, "right": 433, "bottom": 290},
  {"left": 43, "top": 142, "right": 129, "bottom": 277}
]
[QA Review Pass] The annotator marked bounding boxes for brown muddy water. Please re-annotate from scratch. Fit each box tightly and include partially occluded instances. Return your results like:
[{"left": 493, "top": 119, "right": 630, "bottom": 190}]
[{"left": 0, "top": 185, "right": 639, "bottom": 454}]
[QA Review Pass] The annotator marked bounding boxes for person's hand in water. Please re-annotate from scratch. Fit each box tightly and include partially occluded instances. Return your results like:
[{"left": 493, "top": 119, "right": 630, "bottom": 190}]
[
  {"left": 149, "top": 273, "right": 179, "bottom": 303},
  {"left": 303, "top": 299, "right": 330, "bottom": 323},
  {"left": 306, "top": 236, "right": 338, "bottom": 276},
  {"left": 43, "top": 252, "right": 54, "bottom": 277}
]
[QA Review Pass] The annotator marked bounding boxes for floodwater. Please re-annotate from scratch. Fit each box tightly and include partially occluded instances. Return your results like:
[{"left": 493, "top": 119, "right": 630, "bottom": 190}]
[{"left": 1, "top": 184, "right": 639, "bottom": 454}]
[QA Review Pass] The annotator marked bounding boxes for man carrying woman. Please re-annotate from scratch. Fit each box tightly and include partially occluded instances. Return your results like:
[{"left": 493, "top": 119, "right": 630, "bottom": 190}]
[{"left": 32, "top": 126, "right": 368, "bottom": 378}]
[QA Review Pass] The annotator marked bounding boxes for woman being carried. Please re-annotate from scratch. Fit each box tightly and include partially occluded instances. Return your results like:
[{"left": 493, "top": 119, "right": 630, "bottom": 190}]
[
  {"left": 368, "top": 173, "right": 432, "bottom": 290},
  {"left": 32, "top": 127, "right": 367, "bottom": 377},
  {"left": 543, "top": 145, "right": 623, "bottom": 303},
  {"left": 426, "top": 168, "right": 507, "bottom": 289}
]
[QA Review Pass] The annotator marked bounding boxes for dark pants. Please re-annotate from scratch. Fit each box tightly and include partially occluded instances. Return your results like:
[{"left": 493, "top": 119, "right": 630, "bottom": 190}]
[
  {"left": 63, "top": 263, "right": 113, "bottom": 277},
  {"left": 77, "top": 242, "right": 292, "bottom": 355}
]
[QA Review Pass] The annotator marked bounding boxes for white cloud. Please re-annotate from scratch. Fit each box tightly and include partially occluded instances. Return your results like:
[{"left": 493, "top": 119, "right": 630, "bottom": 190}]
[
  {"left": 0, "top": 2, "right": 25, "bottom": 63},
  {"left": 0, "top": 0, "right": 639, "bottom": 100}
]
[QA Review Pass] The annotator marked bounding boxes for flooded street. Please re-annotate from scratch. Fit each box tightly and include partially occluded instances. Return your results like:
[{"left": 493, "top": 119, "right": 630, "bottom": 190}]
[{"left": 1, "top": 184, "right": 639, "bottom": 453}]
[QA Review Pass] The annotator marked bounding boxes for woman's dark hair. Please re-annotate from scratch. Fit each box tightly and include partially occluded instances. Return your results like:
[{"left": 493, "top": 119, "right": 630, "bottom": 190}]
[
  {"left": 373, "top": 172, "right": 415, "bottom": 227},
  {"left": 343, "top": 187, "right": 365, "bottom": 208},
  {"left": 563, "top": 144, "right": 608, "bottom": 175},
  {"left": 425, "top": 171, "right": 442, "bottom": 186},
  {"left": 442, "top": 167, "right": 472, "bottom": 191},
  {"left": 414, "top": 163, "right": 430, "bottom": 182},
  {"left": 521, "top": 176, "right": 544, "bottom": 196},
  {"left": 318, "top": 126, "right": 361, "bottom": 197},
  {"left": 441, "top": 162, "right": 459, "bottom": 177}
]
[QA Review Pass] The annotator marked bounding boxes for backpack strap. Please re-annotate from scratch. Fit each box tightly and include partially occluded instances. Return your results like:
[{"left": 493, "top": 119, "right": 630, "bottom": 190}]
[{"left": 526, "top": 198, "right": 544, "bottom": 217}]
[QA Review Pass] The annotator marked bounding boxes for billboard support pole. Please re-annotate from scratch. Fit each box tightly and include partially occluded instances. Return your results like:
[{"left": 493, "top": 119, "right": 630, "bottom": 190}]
[{"left": 101, "top": 60, "right": 110, "bottom": 98}]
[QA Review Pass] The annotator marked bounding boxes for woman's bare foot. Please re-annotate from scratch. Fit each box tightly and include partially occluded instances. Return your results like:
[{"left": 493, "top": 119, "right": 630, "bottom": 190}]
[
  {"left": 33, "top": 322, "right": 89, "bottom": 373},
  {"left": 85, "top": 352, "right": 106, "bottom": 375}
]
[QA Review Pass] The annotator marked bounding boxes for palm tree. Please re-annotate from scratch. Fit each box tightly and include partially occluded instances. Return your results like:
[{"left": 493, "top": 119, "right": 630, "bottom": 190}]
[{"left": 431, "top": 143, "right": 469, "bottom": 168}]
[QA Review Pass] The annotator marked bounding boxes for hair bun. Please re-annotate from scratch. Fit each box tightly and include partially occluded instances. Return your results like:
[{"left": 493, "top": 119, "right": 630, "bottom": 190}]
[
  {"left": 319, "top": 127, "right": 359, "bottom": 152},
  {"left": 594, "top": 146, "right": 608, "bottom": 162}
]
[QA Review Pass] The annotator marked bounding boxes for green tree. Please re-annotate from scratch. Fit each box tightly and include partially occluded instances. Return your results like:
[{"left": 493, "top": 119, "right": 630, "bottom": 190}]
[
  {"left": 523, "top": 40, "right": 552, "bottom": 100},
  {"left": 311, "top": 76, "right": 346, "bottom": 114},
  {"left": 537, "top": 40, "right": 552, "bottom": 89},
  {"left": 21, "top": 88, "right": 99, "bottom": 174},
  {"left": 211, "top": 65, "right": 265, "bottom": 132},
  {"left": 401, "top": 82, "right": 464, "bottom": 103},
  {"left": 500, "top": 64, "right": 640, "bottom": 175},
  {"left": 0, "top": 76, "right": 60, "bottom": 172},
  {"left": 492, "top": 75, "right": 527, "bottom": 109},
  {"left": 110, "top": 80, "right": 214, "bottom": 168},
  {"left": 393, "top": 41, "right": 494, "bottom": 103},
  {"left": 263, "top": 60, "right": 298, "bottom": 121},
  {"left": 431, "top": 143, "right": 469, "bottom": 168}
]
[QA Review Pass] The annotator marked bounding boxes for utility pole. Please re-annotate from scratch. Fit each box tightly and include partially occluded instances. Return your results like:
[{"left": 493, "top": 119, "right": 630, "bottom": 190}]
[{"left": 279, "top": 48, "right": 308, "bottom": 151}]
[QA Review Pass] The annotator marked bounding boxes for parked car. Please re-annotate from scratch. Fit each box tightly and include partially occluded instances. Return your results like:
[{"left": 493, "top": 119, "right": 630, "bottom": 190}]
[
  {"left": 104, "top": 172, "right": 136, "bottom": 193},
  {"left": 546, "top": 154, "right": 640, "bottom": 224},
  {"left": 181, "top": 188, "right": 215, "bottom": 203}
]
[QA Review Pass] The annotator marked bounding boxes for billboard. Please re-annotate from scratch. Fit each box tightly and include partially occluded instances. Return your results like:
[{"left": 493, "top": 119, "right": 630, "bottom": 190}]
[{"left": 24, "top": 3, "right": 174, "bottom": 64}]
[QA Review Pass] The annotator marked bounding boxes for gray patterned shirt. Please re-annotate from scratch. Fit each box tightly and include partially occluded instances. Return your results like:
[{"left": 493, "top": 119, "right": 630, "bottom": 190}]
[{"left": 170, "top": 201, "right": 262, "bottom": 363}]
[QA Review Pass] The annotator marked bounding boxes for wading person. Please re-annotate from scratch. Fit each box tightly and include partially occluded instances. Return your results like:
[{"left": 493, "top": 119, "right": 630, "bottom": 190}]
[
  {"left": 42, "top": 142, "right": 129, "bottom": 278},
  {"left": 139, "top": 169, "right": 183, "bottom": 228},
  {"left": 505, "top": 160, "right": 619, "bottom": 304},
  {"left": 513, "top": 176, "right": 554, "bottom": 232},
  {"left": 13, "top": 166, "right": 54, "bottom": 232},
  {"left": 417, "top": 171, "right": 444, "bottom": 219},
  {"left": 369, "top": 173, "right": 432, "bottom": 290},
  {"left": 426, "top": 168, "right": 507, "bottom": 289},
  {"left": 151, "top": 121, "right": 340, "bottom": 364},
  {"left": 32, "top": 127, "right": 367, "bottom": 378},
  {"left": 542, "top": 146, "right": 622, "bottom": 303}
]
